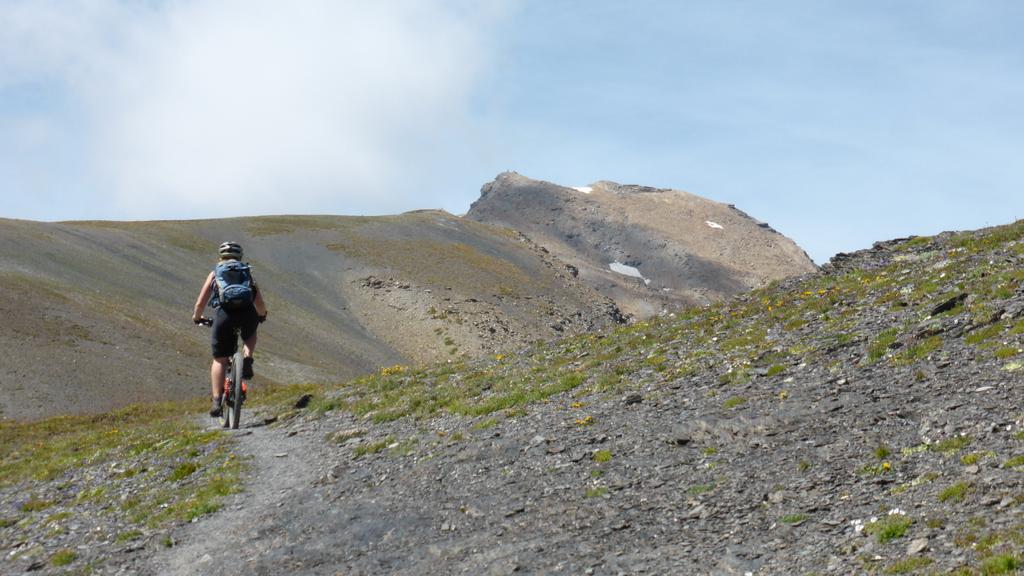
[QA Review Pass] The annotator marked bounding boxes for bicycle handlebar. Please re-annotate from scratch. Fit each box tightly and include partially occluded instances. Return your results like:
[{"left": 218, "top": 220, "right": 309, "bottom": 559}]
[{"left": 194, "top": 315, "right": 265, "bottom": 326}]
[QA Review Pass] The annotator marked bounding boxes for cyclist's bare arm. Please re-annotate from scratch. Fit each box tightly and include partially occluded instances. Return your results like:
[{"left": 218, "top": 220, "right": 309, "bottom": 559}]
[
  {"left": 253, "top": 281, "right": 267, "bottom": 317},
  {"left": 192, "top": 271, "right": 215, "bottom": 322}
]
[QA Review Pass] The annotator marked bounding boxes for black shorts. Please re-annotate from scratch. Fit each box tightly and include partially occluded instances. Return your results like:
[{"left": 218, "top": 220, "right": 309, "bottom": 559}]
[{"left": 211, "top": 306, "right": 259, "bottom": 358}]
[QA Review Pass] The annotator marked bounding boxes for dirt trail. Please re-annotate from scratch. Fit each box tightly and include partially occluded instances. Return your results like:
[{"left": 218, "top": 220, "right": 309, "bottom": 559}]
[{"left": 149, "top": 418, "right": 320, "bottom": 576}]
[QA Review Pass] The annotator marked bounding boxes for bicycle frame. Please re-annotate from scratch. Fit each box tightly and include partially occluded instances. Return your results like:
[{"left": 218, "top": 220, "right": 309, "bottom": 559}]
[
  {"left": 220, "top": 327, "right": 245, "bottom": 429},
  {"left": 198, "top": 318, "right": 247, "bottom": 429}
]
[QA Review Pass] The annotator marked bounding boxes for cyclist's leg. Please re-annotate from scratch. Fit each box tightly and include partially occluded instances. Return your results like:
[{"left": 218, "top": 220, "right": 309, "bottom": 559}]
[
  {"left": 242, "top": 333, "right": 257, "bottom": 358},
  {"left": 241, "top": 335, "right": 257, "bottom": 380},
  {"left": 239, "top": 306, "right": 260, "bottom": 379},
  {"left": 211, "top": 357, "right": 229, "bottom": 397},
  {"left": 210, "top": 308, "right": 237, "bottom": 397},
  {"left": 240, "top": 306, "right": 259, "bottom": 357}
]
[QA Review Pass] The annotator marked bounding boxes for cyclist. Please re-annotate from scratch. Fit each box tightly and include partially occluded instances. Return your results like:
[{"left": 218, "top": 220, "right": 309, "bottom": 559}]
[{"left": 192, "top": 241, "right": 267, "bottom": 417}]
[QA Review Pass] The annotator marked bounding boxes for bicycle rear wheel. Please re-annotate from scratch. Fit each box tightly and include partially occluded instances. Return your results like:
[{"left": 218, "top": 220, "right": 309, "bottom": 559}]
[
  {"left": 228, "top": 350, "right": 244, "bottom": 429},
  {"left": 219, "top": 374, "right": 230, "bottom": 429}
]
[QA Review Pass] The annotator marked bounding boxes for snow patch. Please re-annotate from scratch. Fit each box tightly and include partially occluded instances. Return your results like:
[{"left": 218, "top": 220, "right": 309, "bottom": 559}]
[
  {"left": 705, "top": 221, "right": 724, "bottom": 230},
  {"left": 609, "top": 262, "right": 650, "bottom": 285},
  {"left": 573, "top": 186, "right": 593, "bottom": 194}
]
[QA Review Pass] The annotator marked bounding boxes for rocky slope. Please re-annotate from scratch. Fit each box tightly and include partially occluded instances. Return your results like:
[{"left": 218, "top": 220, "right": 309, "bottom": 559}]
[
  {"left": 4, "top": 220, "right": 1023, "bottom": 575},
  {"left": 467, "top": 172, "right": 817, "bottom": 318},
  {"left": 0, "top": 212, "right": 622, "bottom": 420}
]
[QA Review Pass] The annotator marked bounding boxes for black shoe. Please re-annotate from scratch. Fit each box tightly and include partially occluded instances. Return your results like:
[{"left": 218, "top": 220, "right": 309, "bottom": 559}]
[
  {"left": 243, "top": 357, "right": 254, "bottom": 380},
  {"left": 210, "top": 396, "right": 223, "bottom": 417}
]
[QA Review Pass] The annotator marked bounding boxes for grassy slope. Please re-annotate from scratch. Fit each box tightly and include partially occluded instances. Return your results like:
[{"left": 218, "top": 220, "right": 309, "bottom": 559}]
[
  {"left": 4, "top": 220, "right": 1022, "bottom": 573},
  {"left": 308, "top": 222, "right": 1024, "bottom": 424},
  {"left": 0, "top": 383, "right": 320, "bottom": 571}
]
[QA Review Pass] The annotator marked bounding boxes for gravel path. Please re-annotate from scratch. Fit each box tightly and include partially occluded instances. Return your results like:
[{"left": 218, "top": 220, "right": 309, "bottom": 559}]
[{"left": 148, "top": 417, "right": 320, "bottom": 576}]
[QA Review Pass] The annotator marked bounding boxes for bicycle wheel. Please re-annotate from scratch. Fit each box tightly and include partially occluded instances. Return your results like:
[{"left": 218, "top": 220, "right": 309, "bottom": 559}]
[
  {"left": 229, "top": 350, "right": 244, "bottom": 429},
  {"left": 220, "top": 373, "right": 230, "bottom": 429}
]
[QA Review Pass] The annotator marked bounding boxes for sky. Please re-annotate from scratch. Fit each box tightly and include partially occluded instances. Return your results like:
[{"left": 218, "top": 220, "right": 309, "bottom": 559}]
[{"left": 2, "top": 1, "right": 1023, "bottom": 263}]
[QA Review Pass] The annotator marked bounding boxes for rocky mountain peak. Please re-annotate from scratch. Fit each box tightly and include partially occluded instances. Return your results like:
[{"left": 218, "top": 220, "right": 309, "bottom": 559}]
[{"left": 468, "top": 172, "right": 817, "bottom": 318}]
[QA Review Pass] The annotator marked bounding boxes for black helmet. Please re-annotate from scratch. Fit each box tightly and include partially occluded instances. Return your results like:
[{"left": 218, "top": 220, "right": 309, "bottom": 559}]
[{"left": 218, "top": 241, "right": 243, "bottom": 259}]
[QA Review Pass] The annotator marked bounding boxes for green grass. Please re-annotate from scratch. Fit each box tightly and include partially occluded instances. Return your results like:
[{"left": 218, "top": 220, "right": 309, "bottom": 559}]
[
  {"left": 169, "top": 461, "right": 199, "bottom": 482},
  {"left": 722, "top": 396, "right": 747, "bottom": 409},
  {"left": 75, "top": 486, "right": 107, "bottom": 504},
  {"left": 979, "top": 554, "right": 1020, "bottom": 575},
  {"left": 883, "top": 556, "right": 933, "bottom": 574},
  {"left": 20, "top": 497, "right": 54, "bottom": 513},
  {"left": 687, "top": 483, "right": 715, "bottom": 496},
  {"left": 719, "top": 367, "right": 751, "bottom": 386},
  {"left": 136, "top": 447, "right": 245, "bottom": 527},
  {"left": 44, "top": 511, "right": 71, "bottom": 524},
  {"left": 592, "top": 449, "right": 612, "bottom": 463},
  {"left": 901, "top": 235, "right": 934, "bottom": 249},
  {"left": 353, "top": 437, "right": 395, "bottom": 458},
  {"left": 1011, "top": 319, "right": 1024, "bottom": 335},
  {"left": 864, "top": 515, "right": 913, "bottom": 544},
  {"left": 924, "top": 516, "right": 945, "bottom": 529},
  {"left": 951, "top": 221, "right": 1024, "bottom": 252},
  {"left": 0, "top": 401, "right": 220, "bottom": 484},
  {"left": 868, "top": 328, "right": 900, "bottom": 362},
  {"left": 931, "top": 436, "right": 972, "bottom": 454},
  {"left": 860, "top": 461, "right": 892, "bottom": 476},
  {"left": 50, "top": 549, "right": 76, "bottom": 566},
  {"left": 388, "top": 438, "right": 419, "bottom": 457},
  {"left": 472, "top": 417, "right": 499, "bottom": 431},
  {"left": 994, "top": 347, "right": 1021, "bottom": 359},
  {"left": 332, "top": 365, "right": 593, "bottom": 423},
  {"left": 967, "top": 324, "right": 1005, "bottom": 346},
  {"left": 585, "top": 486, "right": 609, "bottom": 498},
  {"left": 781, "top": 513, "right": 808, "bottom": 525},
  {"left": 893, "top": 335, "right": 942, "bottom": 365},
  {"left": 939, "top": 482, "right": 972, "bottom": 503},
  {"left": 1003, "top": 455, "right": 1024, "bottom": 469},
  {"left": 644, "top": 354, "right": 668, "bottom": 369},
  {"left": 116, "top": 529, "right": 143, "bottom": 542},
  {"left": 0, "top": 398, "right": 243, "bottom": 542}
]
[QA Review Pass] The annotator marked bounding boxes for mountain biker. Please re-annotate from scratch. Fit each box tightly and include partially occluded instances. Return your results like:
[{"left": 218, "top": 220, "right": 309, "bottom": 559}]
[{"left": 191, "top": 241, "right": 267, "bottom": 417}]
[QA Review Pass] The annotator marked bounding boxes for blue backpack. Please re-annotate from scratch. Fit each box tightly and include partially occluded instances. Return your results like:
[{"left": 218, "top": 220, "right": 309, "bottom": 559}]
[{"left": 212, "top": 260, "right": 254, "bottom": 309}]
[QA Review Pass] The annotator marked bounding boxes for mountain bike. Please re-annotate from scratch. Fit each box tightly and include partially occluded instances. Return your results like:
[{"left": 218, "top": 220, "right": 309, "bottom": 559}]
[{"left": 196, "top": 317, "right": 246, "bottom": 429}]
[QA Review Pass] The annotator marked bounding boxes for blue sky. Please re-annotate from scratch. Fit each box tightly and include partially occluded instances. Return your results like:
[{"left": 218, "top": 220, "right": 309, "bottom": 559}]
[{"left": 2, "top": 1, "right": 1023, "bottom": 263}]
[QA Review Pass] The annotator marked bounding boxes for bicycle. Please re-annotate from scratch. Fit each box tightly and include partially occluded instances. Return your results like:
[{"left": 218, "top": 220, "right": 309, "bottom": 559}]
[{"left": 196, "top": 317, "right": 247, "bottom": 429}]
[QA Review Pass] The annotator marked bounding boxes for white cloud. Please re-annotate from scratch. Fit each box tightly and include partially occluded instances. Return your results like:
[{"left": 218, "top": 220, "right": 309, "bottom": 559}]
[{"left": 1, "top": 0, "right": 513, "bottom": 218}]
